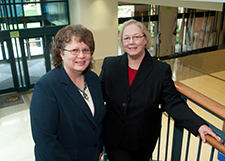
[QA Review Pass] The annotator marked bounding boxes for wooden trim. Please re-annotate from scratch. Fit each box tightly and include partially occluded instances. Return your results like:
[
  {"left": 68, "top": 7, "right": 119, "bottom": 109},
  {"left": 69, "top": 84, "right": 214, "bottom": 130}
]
[
  {"left": 206, "top": 135, "right": 225, "bottom": 154},
  {"left": 222, "top": 122, "right": 225, "bottom": 142},
  {"left": 174, "top": 81, "right": 225, "bottom": 155},
  {"left": 174, "top": 81, "right": 225, "bottom": 121}
]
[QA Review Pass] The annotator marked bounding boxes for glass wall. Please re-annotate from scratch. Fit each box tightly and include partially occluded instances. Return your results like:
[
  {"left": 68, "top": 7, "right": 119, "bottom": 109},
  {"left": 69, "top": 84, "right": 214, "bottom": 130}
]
[
  {"left": 43, "top": 2, "right": 68, "bottom": 26},
  {"left": 0, "top": 0, "right": 69, "bottom": 30},
  {"left": 118, "top": 4, "right": 217, "bottom": 58},
  {"left": 176, "top": 8, "right": 216, "bottom": 54},
  {"left": 0, "top": 0, "right": 68, "bottom": 93},
  {"left": 0, "top": 41, "right": 14, "bottom": 90}
]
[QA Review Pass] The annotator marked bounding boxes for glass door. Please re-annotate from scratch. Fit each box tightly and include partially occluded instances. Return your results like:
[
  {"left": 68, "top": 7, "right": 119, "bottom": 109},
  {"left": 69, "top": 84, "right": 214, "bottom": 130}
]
[
  {"left": 0, "top": 32, "right": 55, "bottom": 93},
  {"left": 0, "top": 39, "right": 17, "bottom": 92},
  {"left": 21, "top": 35, "right": 55, "bottom": 87},
  {"left": 22, "top": 36, "right": 46, "bottom": 86},
  {"left": 0, "top": 35, "right": 45, "bottom": 93},
  {"left": 0, "top": 0, "right": 69, "bottom": 94}
]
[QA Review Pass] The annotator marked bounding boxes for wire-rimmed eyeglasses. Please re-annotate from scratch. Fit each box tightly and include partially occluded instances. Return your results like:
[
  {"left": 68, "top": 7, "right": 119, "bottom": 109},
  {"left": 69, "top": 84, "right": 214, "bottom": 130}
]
[
  {"left": 63, "top": 48, "right": 90, "bottom": 55},
  {"left": 123, "top": 34, "right": 145, "bottom": 43}
]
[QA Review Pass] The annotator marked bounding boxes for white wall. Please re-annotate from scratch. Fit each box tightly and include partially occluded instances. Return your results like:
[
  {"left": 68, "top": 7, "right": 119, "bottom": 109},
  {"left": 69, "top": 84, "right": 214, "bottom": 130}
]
[
  {"left": 68, "top": 0, "right": 118, "bottom": 60},
  {"left": 68, "top": 0, "right": 80, "bottom": 24}
]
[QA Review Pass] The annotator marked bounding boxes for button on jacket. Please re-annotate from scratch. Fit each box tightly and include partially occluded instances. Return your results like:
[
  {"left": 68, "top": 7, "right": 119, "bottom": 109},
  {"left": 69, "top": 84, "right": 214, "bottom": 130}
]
[{"left": 100, "top": 50, "right": 206, "bottom": 151}]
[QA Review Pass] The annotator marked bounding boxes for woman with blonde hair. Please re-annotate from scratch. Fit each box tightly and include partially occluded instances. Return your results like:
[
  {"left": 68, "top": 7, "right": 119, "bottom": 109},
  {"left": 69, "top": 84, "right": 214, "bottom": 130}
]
[{"left": 100, "top": 19, "right": 218, "bottom": 161}]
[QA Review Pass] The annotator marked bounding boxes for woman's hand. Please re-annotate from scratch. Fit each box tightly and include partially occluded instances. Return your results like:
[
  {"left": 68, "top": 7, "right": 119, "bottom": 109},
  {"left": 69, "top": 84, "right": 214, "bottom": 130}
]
[{"left": 198, "top": 124, "right": 220, "bottom": 143}]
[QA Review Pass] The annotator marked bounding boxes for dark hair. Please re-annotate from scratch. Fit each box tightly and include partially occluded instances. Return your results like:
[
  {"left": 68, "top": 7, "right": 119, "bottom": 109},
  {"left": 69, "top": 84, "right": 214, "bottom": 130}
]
[{"left": 51, "top": 24, "right": 95, "bottom": 71}]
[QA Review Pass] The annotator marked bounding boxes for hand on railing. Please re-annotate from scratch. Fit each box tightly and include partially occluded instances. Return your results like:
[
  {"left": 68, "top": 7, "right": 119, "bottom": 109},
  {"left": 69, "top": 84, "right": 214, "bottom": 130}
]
[
  {"left": 174, "top": 81, "right": 225, "bottom": 156},
  {"left": 205, "top": 134, "right": 225, "bottom": 155},
  {"left": 198, "top": 124, "right": 220, "bottom": 143}
]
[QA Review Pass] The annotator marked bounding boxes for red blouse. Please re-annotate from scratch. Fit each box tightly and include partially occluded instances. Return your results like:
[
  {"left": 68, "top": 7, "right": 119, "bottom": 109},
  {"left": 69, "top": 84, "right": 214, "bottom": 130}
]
[{"left": 128, "top": 66, "right": 138, "bottom": 86}]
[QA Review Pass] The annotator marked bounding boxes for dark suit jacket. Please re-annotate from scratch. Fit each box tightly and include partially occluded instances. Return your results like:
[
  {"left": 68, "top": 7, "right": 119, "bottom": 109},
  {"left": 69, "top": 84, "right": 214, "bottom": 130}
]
[
  {"left": 99, "top": 50, "right": 206, "bottom": 151},
  {"left": 30, "top": 67, "right": 106, "bottom": 161}
]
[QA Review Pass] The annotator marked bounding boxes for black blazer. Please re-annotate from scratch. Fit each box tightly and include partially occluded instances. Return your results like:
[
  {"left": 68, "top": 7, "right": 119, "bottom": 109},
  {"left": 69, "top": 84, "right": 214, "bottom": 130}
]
[
  {"left": 30, "top": 68, "right": 106, "bottom": 161},
  {"left": 100, "top": 50, "right": 206, "bottom": 151}
]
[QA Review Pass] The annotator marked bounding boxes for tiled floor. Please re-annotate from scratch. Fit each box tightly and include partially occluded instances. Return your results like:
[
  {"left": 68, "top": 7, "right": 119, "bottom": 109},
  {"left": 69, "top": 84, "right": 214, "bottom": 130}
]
[{"left": 0, "top": 49, "right": 225, "bottom": 161}]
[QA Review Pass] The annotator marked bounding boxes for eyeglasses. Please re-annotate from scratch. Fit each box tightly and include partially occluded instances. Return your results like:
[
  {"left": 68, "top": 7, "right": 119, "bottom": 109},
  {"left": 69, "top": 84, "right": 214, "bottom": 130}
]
[
  {"left": 63, "top": 48, "right": 90, "bottom": 55},
  {"left": 123, "top": 34, "right": 145, "bottom": 43}
]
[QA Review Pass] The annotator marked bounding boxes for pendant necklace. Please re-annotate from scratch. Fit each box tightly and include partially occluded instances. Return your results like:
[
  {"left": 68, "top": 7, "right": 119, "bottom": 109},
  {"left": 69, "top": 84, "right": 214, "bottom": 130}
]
[{"left": 76, "top": 75, "right": 89, "bottom": 101}]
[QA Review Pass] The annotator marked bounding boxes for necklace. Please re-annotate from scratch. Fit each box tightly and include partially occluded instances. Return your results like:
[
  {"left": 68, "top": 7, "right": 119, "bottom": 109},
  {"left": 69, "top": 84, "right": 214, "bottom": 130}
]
[{"left": 76, "top": 75, "right": 89, "bottom": 101}]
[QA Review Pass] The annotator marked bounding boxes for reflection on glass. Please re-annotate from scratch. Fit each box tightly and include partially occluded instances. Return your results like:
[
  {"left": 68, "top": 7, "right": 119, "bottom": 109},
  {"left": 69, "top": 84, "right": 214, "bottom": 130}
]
[
  {"left": 23, "top": 37, "right": 45, "bottom": 84},
  {"left": 178, "top": 7, "right": 184, "bottom": 13},
  {"left": 17, "top": 60, "right": 25, "bottom": 88},
  {"left": 28, "top": 58, "right": 45, "bottom": 85},
  {"left": 0, "top": 41, "right": 14, "bottom": 90},
  {"left": 150, "top": 5, "right": 157, "bottom": 15},
  {"left": 24, "top": 37, "right": 43, "bottom": 58},
  {"left": 11, "top": 38, "right": 25, "bottom": 87},
  {"left": 15, "top": 4, "right": 23, "bottom": 17},
  {"left": 43, "top": 2, "right": 69, "bottom": 26},
  {"left": 0, "top": 61, "right": 14, "bottom": 90},
  {"left": 118, "top": 5, "right": 134, "bottom": 18},
  {"left": 5, "top": 0, "right": 13, "bottom": 3},
  {"left": 23, "top": 3, "right": 41, "bottom": 17},
  {"left": 0, "top": 42, "right": 9, "bottom": 60},
  {"left": 11, "top": 38, "right": 21, "bottom": 58},
  {"left": 6, "top": 5, "right": 14, "bottom": 17},
  {"left": 26, "top": 22, "right": 41, "bottom": 28},
  {"left": 1, "top": 1, "right": 69, "bottom": 30}
]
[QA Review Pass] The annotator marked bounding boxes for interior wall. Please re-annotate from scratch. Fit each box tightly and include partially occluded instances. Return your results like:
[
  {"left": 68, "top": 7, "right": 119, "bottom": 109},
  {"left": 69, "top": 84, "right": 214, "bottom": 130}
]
[
  {"left": 68, "top": 0, "right": 118, "bottom": 61},
  {"left": 68, "top": 0, "right": 224, "bottom": 65},
  {"left": 68, "top": 0, "right": 80, "bottom": 24},
  {"left": 135, "top": 5, "right": 148, "bottom": 16},
  {"left": 158, "top": 6, "right": 178, "bottom": 57}
]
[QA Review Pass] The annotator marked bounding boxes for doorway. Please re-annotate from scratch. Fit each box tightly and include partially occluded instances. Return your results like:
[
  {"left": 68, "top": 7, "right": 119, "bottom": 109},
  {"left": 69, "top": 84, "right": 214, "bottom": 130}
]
[{"left": 0, "top": 0, "right": 69, "bottom": 94}]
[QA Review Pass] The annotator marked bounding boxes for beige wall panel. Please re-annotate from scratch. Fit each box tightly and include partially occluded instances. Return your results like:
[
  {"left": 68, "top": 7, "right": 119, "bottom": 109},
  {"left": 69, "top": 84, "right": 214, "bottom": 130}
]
[
  {"left": 158, "top": 6, "right": 177, "bottom": 57},
  {"left": 68, "top": 0, "right": 118, "bottom": 62}
]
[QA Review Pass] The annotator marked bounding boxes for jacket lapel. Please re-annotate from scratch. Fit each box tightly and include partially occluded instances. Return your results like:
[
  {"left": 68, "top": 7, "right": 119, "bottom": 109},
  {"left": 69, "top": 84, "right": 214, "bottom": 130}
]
[
  {"left": 85, "top": 72, "right": 101, "bottom": 122},
  {"left": 129, "top": 50, "right": 154, "bottom": 95},
  {"left": 119, "top": 54, "right": 129, "bottom": 95},
  {"left": 58, "top": 68, "right": 97, "bottom": 126}
]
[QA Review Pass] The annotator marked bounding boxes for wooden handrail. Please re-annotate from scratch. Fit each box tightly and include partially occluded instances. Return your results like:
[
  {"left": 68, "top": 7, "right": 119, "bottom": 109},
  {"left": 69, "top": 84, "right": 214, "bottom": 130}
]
[
  {"left": 222, "top": 123, "right": 225, "bottom": 142},
  {"left": 174, "top": 81, "right": 225, "bottom": 155},
  {"left": 205, "top": 135, "right": 225, "bottom": 154},
  {"left": 174, "top": 81, "right": 225, "bottom": 121}
]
